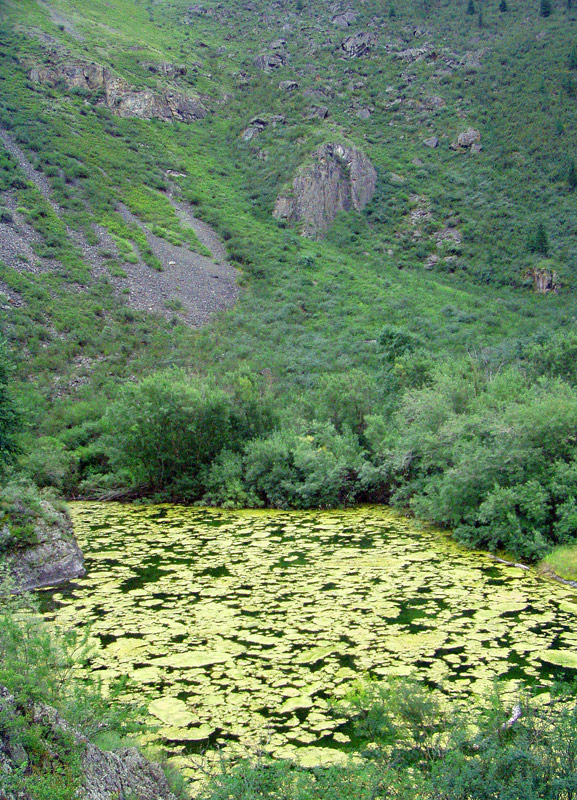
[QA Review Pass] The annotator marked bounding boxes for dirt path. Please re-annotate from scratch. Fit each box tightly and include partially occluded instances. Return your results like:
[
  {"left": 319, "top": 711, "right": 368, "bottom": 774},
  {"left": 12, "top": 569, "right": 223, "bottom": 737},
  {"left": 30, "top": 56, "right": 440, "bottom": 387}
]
[{"left": 0, "top": 129, "right": 240, "bottom": 326}]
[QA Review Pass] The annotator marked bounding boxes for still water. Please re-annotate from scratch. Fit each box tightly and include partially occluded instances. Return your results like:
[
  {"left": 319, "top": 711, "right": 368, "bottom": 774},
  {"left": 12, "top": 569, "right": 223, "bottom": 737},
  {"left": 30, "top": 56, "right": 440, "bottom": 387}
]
[{"left": 41, "top": 502, "right": 577, "bottom": 777}]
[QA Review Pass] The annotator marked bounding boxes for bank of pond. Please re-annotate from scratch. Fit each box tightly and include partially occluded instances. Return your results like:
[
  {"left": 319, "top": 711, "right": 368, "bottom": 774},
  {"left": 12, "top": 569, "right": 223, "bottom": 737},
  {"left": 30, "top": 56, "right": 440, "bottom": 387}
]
[{"left": 37, "top": 502, "right": 577, "bottom": 792}]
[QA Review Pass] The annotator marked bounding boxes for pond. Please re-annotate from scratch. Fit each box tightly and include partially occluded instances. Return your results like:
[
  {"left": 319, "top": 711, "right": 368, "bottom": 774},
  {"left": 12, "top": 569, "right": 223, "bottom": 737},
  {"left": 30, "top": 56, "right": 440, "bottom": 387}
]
[{"left": 41, "top": 502, "right": 577, "bottom": 779}]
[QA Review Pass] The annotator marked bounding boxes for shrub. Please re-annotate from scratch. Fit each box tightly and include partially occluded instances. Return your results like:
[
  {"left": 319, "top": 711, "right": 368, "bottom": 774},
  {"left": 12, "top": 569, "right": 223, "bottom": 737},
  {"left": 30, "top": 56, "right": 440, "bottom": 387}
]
[{"left": 243, "top": 422, "right": 366, "bottom": 509}]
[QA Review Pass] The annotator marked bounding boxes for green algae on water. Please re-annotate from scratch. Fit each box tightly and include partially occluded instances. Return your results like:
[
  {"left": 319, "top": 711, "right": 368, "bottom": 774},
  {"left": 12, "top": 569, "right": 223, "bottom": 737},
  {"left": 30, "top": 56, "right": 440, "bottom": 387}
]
[{"left": 41, "top": 503, "right": 577, "bottom": 778}]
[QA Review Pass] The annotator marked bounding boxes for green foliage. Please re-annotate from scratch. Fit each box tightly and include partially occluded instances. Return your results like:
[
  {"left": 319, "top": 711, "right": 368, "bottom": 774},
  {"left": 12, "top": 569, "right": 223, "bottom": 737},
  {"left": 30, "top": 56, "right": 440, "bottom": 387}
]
[
  {"left": 529, "top": 222, "right": 549, "bottom": 255},
  {"left": 242, "top": 422, "right": 365, "bottom": 509},
  {"left": 541, "top": 0, "right": 552, "bottom": 16},
  {"left": 377, "top": 358, "right": 577, "bottom": 559},
  {"left": 199, "top": 679, "right": 577, "bottom": 800},
  {"left": 467, "top": 0, "right": 475, "bottom": 13},
  {"left": 0, "top": 335, "right": 20, "bottom": 474},
  {"left": 103, "top": 370, "right": 274, "bottom": 496},
  {"left": 568, "top": 158, "right": 577, "bottom": 190}
]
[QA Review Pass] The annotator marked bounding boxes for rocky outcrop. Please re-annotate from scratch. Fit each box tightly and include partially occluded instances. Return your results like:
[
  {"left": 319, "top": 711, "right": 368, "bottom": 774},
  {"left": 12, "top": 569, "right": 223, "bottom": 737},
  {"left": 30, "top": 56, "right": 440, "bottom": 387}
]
[
  {"left": 28, "top": 61, "right": 206, "bottom": 123},
  {"left": 527, "top": 266, "right": 560, "bottom": 294},
  {"left": 0, "top": 687, "right": 177, "bottom": 800},
  {"left": 4, "top": 501, "right": 85, "bottom": 591},
  {"left": 423, "top": 136, "right": 439, "bottom": 148},
  {"left": 279, "top": 80, "right": 298, "bottom": 92},
  {"left": 273, "top": 143, "right": 377, "bottom": 237},
  {"left": 139, "top": 61, "right": 188, "bottom": 78},
  {"left": 241, "top": 114, "right": 286, "bottom": 141},
  {"left": 340, "top": 31, "right": 375, "bottom": 58},
  {"left": 332, "top": 10, "right": 357, "bottom": 27}
]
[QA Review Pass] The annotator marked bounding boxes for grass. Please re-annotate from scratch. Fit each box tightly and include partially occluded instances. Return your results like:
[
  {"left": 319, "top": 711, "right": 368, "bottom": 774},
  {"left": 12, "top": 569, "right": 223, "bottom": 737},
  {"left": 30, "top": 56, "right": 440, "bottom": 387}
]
[{"left": 541, "top": 544, "right": 577, "bottom": 582}]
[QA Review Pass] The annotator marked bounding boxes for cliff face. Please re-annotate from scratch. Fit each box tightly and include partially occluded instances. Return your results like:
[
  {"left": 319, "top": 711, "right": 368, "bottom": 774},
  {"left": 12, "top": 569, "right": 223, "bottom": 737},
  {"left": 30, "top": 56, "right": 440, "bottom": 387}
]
[
  {"left": 273, "top": 143, "right": 377, "bottom": 237},
  {"left": 4, "top": 500, "right": 85, "bottom": 592}
]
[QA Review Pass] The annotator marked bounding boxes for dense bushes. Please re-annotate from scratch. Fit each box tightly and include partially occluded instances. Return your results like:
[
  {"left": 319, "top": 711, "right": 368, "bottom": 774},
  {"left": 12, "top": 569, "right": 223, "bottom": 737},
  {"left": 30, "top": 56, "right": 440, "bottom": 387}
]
[
  {"left": 0, "top": 336, "right": 19, "bottom": 476},
  {"left": 102, "top": 370, "right": 274, "bottom": 498},
  {"left": 376, "top": 359, "right": 577, "bottom": 559},
  {"left": 94, "top": 342, "right": 577, "bottom": 560}
]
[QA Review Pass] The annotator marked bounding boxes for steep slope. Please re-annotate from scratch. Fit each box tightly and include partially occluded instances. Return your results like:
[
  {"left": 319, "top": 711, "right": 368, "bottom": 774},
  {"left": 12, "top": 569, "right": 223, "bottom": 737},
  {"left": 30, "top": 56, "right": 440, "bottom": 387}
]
[{"left": 0, "top": 0, "right": 576, "bottom": 493}]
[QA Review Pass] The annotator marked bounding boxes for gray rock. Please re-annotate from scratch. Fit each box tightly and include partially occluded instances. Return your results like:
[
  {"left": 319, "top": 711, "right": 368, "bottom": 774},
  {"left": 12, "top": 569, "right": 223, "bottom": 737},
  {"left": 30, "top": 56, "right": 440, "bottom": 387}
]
[
  {"left": 396, "top": 47, "right": 429, "bottom": 62},
  {"left": 470, "top": 142, "right": 482, "bottom": 153},
  {"left": 6, "top": 502, "right": 85, "bottom": 591},
  {"left": 453, "top": 127, "right": 481, "bottom": 148},
  {"left": 527, "top": 267, "right": 560, "bottom": 294},
  {"left": 254, "top": 52, "right": 286, "bottom": 70},
  {"left": 279, "top": 80, "right": 298, "bottom": 92},
  {"left": 139, "top": 61, "right": 187, "bottom": 77},
  {"left": 241, "top": 114, "right": 286, "bottom": 141},
  {"left": 332, "top": 10, "right": 357, "bottom": 27},
  {"left": 270, "top": 38, "right": 287, "bottom": 49},
  {"left": 423, "top": 136, "right": 439, "bottom": 148},
  {"left": 306, "top": 106, "right": 329, "bottom": 119},
  {"left": 0, "top": 687, "right": 177, "bottom": 800},
  {"left": 273, "top": 142, "right": 377, "bottom": 238},
  {"left": 29, "top": 61, "right": 207, "bottom": 123},
  {"left": 340, "top": 31, "right": 375, "bottom": 58}
]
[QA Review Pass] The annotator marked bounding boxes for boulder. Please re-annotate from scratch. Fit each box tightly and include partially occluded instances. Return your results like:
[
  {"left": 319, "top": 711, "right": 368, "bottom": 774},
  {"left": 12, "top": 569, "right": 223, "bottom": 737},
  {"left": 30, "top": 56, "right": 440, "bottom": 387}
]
[
  {"left": 254, "top": 52, "right": 286, "bottom": 70},
  {"left": 306, "top": 106, "right": 329, "bottom": 119},
  {"left": 423, "top": 136, "right": 439, "bottom": 148},
  {"left": 527, "top": 266, "right": 560, "bottom": 294},
  {"left": 340, "top": 31, "right": 375, "bottom": 58},
  {"left": 241, "top": 114, "right": 285, "bottom": 141},
  {"left": 139, "top": 61, "right": 187, "bottom": 77},
  {"left": 5, "top": 501, "right": 85, "bottom": 592},
  {"left": 451, "top": 127, "right": 481, "bottom": 149},
  {"left": 273, "top": 142, "right": 377, "bottom": 237},
  {"left": 279, "top": 80, "right": 299, "bottom": 92},
  {"left": 332, "top": 10, "right": 357, "bottom": 27}
]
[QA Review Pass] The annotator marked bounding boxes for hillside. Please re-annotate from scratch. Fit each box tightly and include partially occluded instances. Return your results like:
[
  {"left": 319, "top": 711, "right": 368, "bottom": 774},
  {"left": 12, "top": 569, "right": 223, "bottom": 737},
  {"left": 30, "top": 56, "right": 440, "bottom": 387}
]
[{"left": 1, "top": 0, "right": 577, "bottom": 555}]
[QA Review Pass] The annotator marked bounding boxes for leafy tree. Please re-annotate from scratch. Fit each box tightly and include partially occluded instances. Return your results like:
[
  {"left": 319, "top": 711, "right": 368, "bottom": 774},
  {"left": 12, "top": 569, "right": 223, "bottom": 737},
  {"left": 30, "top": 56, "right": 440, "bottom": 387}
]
[
  {"left": 467, "top": 0, "right": 476, "bottom": 13},
  {"left": 541, "top": 0, "right": 552, "bottom": 16},
  {"left": 103, "top": 370, "right": 274, "bottom": 496},
  {"left": 499, "top": 0, "right": 508, "bottom": 10}
]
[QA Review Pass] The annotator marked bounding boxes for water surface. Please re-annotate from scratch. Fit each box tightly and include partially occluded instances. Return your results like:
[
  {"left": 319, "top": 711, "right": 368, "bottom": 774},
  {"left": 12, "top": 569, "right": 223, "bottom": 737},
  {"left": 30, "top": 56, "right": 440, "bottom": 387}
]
[{"left": 42, "top": 503, "right": 577, "bottom": 777}]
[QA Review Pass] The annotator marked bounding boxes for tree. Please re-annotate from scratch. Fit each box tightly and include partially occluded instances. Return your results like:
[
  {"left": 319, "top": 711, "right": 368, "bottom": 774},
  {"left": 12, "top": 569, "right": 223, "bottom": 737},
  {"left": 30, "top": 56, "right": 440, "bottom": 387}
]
[
  {"left": 568, "top": 159, "right": 577, "bottom": 190},
  {"left": 540, "top": 0, "right": 552, "bottom": 16},
  {"left": 467, "top": 0, "right": 475, "bottom": 13},
  {"left": 569, "top": 45, "right": 577, "bottom": 69},
  {"left": 529, "top": 222, "right": 549, "bottom": 255},
  {"left": 0, "top": 338, "right": 20, "bottom": 474},
  {"left": 499, "top": 0, "right": 508, "bottom": 10}
]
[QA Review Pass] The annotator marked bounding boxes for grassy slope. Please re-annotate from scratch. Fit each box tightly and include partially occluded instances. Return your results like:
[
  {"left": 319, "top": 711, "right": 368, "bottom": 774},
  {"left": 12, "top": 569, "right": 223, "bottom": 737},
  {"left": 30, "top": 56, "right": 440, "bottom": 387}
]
[{"left": 0, "top": 0, "right": 576, "bottom": 437}]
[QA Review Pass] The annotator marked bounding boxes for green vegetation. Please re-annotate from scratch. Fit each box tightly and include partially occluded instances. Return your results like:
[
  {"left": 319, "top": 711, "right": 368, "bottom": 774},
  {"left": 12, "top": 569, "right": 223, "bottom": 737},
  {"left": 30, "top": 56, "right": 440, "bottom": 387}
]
[
  {"left": 0, "top": 0, "right": 576, "bottom": 563},
  {"left": 542, "top": 543, "right": 577, "bottom": 581},
  {"left": 199, "top": 680, "right": 577, "bottom": 800},
  {"left": 0, "top": 587, "right": 138, "bottom": 799}
]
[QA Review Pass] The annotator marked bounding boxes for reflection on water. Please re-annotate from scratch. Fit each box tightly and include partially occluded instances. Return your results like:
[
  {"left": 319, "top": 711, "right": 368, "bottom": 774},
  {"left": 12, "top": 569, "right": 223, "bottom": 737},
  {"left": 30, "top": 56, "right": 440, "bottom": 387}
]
[{"left": 41, "top": 503, "right": 577, "bottom": 776}]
